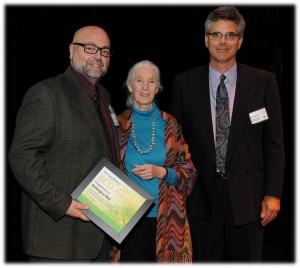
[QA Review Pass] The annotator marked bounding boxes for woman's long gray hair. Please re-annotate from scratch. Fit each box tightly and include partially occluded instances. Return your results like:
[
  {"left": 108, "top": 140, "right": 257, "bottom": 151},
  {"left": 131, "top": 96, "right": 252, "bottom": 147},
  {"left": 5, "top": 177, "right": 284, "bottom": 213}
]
[{"left": 124, "top": 60, "right": 163, "bottom": 107}]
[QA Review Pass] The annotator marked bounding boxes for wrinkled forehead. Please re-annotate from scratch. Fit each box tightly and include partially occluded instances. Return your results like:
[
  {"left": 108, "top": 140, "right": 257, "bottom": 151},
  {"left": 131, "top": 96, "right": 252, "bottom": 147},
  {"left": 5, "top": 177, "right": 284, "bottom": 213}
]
[
  {"left": 135, "top": 65, "right": 158, "bottom": 78},
  {"left": 210, "top": 20, "right": 239, "bottom": 32}
]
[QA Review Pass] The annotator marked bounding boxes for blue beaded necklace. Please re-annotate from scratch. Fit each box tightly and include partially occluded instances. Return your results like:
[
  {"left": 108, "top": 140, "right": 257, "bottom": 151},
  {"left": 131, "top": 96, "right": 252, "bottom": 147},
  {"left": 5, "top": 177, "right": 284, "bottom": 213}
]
[{"left": 131, "top": 117, "right": 156, "bottom": 154}]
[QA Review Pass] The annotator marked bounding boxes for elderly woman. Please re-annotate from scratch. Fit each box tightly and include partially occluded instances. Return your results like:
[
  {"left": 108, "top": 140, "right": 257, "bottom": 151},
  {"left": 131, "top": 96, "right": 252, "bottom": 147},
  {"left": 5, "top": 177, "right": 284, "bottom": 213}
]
[{"left": 112, "top": 60, "right": 197, "bottom": 263}]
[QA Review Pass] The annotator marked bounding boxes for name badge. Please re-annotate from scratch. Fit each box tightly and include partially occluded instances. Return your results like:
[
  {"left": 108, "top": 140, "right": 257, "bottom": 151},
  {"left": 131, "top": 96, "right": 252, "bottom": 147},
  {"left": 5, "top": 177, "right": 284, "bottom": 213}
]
[
  {"left": 108, "top": 105, "right": 120, "bottom": 127},
  {"left": 249, "top": 108, "right": 269, "bottom": 124}
]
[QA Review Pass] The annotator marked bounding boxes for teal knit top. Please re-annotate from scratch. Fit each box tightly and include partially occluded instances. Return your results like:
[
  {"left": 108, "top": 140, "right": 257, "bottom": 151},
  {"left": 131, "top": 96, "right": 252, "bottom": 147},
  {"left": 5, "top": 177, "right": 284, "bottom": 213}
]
[{"left": 125, "top": 103, "right": 177, "bottom": 217}]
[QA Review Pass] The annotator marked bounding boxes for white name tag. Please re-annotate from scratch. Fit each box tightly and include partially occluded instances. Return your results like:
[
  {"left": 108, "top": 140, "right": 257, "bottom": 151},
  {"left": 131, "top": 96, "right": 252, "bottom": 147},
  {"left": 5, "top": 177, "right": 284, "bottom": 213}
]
[
  {"left": 108, "top": 105, "right": 120, "bottom": 127},
  {"left": 249, "top": 108, "right": 269, "bottom": 124}
]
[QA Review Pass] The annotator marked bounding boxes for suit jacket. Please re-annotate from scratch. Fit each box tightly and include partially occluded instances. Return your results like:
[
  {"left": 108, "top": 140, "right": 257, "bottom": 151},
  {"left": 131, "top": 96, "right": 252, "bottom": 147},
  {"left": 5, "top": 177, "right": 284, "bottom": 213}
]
[
  {"left": 9, "top": 67, "right": 120, "bottom": 259},
  {"left": 170, "top": 63, "right": 285, "bottom": 226}
]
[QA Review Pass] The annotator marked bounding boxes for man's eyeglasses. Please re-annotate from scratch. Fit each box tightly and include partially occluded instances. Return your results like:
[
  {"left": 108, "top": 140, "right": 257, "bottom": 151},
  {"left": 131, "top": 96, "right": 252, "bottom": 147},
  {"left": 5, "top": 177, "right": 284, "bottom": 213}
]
[
  {"left": 73, "top": 43, "right": 113, "bottom": 57},
  {"left": 206, "top": 32, "right": 240, "bottom": 41}
]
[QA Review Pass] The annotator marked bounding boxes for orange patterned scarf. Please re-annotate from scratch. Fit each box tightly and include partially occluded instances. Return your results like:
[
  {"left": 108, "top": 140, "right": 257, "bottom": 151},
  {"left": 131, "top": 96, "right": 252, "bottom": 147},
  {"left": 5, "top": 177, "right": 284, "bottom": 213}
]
[{"left": 112, "top": 108, "right": 197, "bottom": 263}]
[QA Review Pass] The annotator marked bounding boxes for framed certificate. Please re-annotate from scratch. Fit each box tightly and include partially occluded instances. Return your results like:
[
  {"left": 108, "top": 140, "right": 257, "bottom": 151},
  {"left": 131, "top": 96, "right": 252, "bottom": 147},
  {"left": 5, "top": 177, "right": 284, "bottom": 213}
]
[{"left": 71, "top": 157, "right": 155, "bottom": 244}]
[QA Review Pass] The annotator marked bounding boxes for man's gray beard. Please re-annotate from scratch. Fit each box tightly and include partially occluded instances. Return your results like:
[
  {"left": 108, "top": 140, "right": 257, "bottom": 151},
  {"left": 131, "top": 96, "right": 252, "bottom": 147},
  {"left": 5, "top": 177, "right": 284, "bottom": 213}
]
[
  {"left": 97, "top": 69, "right": 107, "bottom": 80},
  {"left": 83, "top": 68, "right": 107, "bottom": 83}
]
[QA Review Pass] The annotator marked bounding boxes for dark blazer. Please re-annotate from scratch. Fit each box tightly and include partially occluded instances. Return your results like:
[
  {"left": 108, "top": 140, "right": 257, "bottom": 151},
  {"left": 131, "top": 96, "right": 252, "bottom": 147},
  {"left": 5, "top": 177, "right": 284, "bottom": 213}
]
[
  {"left": 170, "top": 63, "right": 285, "bottom": 226},
  {"left": 9, "top": 67, "right": 120, "bottom": 259}
]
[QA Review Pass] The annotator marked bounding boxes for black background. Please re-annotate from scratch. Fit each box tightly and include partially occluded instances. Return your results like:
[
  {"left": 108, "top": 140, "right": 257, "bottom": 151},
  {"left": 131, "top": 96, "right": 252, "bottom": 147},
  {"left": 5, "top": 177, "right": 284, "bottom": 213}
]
[{"left": 5, "top": 4, "right": 295, "bottom": 262}]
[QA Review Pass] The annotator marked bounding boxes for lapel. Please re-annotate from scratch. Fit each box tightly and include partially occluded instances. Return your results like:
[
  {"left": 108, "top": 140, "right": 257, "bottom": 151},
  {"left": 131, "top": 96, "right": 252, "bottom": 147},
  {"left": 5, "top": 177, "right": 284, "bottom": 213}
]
[
  {"left": 192, "top": 66, "right": 216, "bottom": 162},
  {"left": 98, "top": 85, "right": 121, "bottom": 162},
  {"left": 64, "top": 68, "right": 104, "bottom": 139},
  {"left": 226, "top": 64, "right": 258, "bottom": 161}
]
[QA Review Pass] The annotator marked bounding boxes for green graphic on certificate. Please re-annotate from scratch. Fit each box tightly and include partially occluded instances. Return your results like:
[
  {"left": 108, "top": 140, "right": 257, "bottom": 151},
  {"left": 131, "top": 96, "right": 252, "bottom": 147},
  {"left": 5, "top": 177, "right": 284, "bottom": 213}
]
[{"left": 78, "top": 167, "right": 146, "bottom": 233}]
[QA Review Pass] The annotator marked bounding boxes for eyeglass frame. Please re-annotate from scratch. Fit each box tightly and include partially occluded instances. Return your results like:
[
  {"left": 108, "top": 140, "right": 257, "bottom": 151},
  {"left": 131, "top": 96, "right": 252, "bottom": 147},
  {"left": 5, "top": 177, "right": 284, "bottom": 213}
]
[
  {"left": 206, "top": 32, "right": 240, "bottom": 40},
  {"left": 72, "top": 42, "right": 113, "bottom": 57}
]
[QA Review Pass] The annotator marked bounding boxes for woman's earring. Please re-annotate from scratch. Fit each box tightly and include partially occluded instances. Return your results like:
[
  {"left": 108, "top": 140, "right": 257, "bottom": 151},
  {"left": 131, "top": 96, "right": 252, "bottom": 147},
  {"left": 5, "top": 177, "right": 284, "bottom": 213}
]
[{"left": 126, "top": 93, "right": 134, "bottom": 107}]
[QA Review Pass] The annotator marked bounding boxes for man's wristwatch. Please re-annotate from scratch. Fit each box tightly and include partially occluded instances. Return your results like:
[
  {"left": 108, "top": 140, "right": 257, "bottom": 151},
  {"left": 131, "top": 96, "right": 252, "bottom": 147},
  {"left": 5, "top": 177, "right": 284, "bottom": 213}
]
[{"left": 162, "top": 167, "right": 168, "bottom": 181}]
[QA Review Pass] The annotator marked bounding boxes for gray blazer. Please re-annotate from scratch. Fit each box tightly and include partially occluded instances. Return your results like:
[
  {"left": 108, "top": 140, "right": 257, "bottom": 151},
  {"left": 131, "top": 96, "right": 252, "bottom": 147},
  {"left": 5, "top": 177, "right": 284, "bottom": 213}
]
[
  {"left": 170, "top": 63, "right": 285, "bottom": 226},
  {"left": 9, "top": 67, "right": 120, "bottom": 259}
]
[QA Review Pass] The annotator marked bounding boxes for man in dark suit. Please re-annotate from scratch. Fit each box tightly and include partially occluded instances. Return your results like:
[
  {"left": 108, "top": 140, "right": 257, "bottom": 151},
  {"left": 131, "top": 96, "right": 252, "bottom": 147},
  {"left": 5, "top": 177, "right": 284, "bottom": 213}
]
[
  {"left": 170, "top": 6, "right": 285, "bottom": 261},
  {"left": 9, "top": 25, "right": 120, "bottom": 262}
]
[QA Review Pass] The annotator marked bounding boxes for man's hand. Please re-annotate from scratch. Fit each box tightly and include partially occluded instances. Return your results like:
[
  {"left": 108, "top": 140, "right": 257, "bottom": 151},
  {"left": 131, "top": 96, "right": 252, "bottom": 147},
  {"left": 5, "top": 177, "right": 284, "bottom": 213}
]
[
  {"left": 65, "top": 199, "right": 90, "bottom": 221},
  {"left": 260, "top": 196, "right": 280, "bottom": 226}
]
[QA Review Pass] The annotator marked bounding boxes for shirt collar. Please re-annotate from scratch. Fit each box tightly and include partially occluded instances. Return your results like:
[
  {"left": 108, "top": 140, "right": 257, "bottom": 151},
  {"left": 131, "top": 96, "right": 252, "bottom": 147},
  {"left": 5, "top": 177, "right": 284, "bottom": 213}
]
[{"left": 209, "top": 62, "right": 237, "bottom": 88}]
